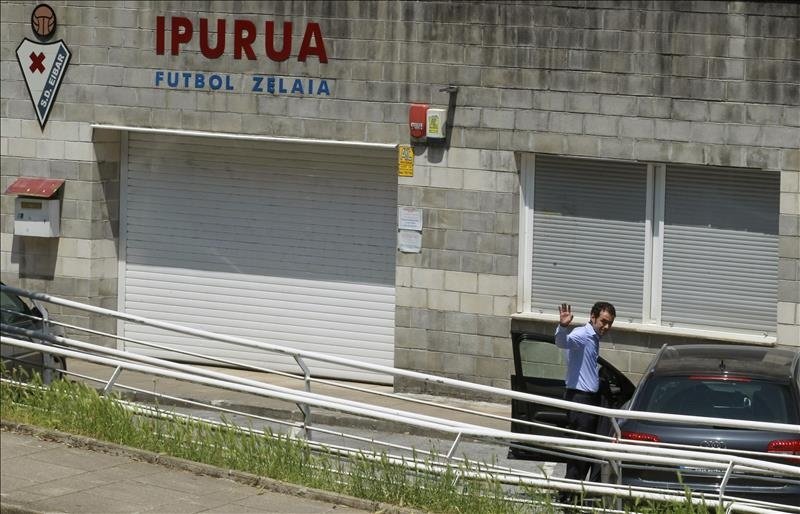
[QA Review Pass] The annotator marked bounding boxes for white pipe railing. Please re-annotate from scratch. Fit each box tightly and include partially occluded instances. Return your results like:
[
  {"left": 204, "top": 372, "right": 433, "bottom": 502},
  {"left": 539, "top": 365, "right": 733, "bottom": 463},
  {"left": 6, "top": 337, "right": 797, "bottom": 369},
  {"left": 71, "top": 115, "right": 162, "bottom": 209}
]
[
  {"left": 10, "top": 313, "right": 610, "bottom": 444},
  {"left": 3, "top": 335, "right": 799, "bottom": 513},
  {"left": 3, "top": 335, "right": 799, "bottom": 484},
  {"left": 0, "top": 346, "right": 800, "bottom": 513},
  {"left": 3, "top": 285, "right": 797, "bottom": 434},
  {"left": 4, "top": 345, "right": 796, "bottom": 514},
  {"left": 3, "top": 285, "right": 800, "bottom": 513},
  {"left": 64, "top": 362, "right": 541, "bottom": 475}
]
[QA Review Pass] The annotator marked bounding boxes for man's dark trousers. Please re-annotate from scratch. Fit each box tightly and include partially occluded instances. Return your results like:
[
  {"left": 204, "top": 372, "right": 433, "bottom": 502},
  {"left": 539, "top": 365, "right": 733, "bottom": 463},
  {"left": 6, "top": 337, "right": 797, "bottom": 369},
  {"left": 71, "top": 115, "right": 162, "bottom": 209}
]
[{"left": 564, "top": 388, "right": 601, "bottom": 482}]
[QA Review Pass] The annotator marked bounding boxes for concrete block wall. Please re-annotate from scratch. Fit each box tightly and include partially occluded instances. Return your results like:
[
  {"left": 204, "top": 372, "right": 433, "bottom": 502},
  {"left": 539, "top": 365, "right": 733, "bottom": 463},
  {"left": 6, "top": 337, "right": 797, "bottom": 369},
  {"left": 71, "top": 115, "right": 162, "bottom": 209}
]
[
  {"left": 396, "top": 146, "right": 519, "bottom": 396},
  {"left": 778, "top": 168, "right": 800, "bottom": 347},
  {"left": 391, "top": 1, "right": 799, "bottom": 394},
  {"left": 0, "top": 115, "right": 120, "bottom": 339},
  {"left": 1, "top": 1, "right": 798, "bottom": 393}
]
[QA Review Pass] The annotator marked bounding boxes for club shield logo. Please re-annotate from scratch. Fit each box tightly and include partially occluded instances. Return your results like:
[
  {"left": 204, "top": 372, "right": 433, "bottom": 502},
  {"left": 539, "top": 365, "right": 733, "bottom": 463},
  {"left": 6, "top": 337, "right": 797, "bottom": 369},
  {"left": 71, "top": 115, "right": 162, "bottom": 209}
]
[{"left": 16, "top": 4, "right": 70, "bottom": 130}]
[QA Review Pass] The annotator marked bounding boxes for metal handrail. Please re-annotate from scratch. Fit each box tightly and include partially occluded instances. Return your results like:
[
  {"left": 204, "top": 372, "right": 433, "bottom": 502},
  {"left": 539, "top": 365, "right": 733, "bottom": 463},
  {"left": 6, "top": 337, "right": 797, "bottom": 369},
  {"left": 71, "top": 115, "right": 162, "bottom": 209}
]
[
  {"left": 3, "top": 285, "right": 797, "bottom": 434},
  {"left": 4, "top": 345, "right": 796, "bottom": 514},
  {"left": 3, "top": 284, "right": 800, "bottom": 513},
  {"left": 3, "top": 335, "right": 798, "bottom": 482},
  {"left": 4, "top": 335, "right": 799, "bottom": 512}
]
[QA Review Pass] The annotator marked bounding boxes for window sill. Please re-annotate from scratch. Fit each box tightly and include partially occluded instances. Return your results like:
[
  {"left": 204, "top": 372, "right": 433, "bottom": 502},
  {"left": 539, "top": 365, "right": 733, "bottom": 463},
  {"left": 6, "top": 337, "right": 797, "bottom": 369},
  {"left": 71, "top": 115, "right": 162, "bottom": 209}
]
[{"left": 511, "top": 312, "right": 777, "bottom": 346}]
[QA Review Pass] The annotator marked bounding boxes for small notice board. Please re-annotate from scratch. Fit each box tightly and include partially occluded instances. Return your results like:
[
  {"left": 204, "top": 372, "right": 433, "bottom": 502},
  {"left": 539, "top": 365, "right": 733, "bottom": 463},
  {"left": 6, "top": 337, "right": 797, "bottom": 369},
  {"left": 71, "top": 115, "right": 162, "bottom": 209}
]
[{"left": 398, "top": 145, "right": 414, "bottom": 177}]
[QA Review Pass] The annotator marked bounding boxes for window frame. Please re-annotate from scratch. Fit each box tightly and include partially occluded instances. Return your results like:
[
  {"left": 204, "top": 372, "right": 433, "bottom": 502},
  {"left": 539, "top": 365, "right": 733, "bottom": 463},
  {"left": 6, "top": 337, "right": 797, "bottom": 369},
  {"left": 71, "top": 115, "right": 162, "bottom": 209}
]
[{"left": 516, "top": 154, "right": 778, "bottom": 342}]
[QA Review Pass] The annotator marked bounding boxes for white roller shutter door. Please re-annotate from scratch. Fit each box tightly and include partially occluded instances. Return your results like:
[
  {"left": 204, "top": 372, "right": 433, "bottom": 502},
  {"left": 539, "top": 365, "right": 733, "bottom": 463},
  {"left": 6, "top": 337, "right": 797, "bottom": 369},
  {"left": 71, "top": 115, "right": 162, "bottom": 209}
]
[
  {"left": 531, "top": 156, "right": 647, "bottom": 321},
  {"left": 121, "top": 133, "right": 397, "bottom": 382},
  {"left": 661, "top": 165, "right": 778, "bottom": 333}
]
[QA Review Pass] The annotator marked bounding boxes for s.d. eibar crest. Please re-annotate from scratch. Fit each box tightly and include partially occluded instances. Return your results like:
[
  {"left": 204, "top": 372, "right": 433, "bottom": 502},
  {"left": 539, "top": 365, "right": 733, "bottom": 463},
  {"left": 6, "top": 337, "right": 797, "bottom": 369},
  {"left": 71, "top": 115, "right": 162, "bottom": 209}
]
[{"left": 16, "top": 4, "right": 71, "bottom": 130}]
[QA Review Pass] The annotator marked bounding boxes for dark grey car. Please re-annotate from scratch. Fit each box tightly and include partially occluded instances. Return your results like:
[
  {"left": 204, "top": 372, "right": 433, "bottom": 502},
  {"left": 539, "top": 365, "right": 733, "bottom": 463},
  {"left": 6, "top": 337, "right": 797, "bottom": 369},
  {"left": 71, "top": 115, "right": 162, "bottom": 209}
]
[
  {"left": 614, "top": 344, "right": 800, "bottom": 504},
  {"left": 0, "top": 283, "right": 65, "bottom": 383}
]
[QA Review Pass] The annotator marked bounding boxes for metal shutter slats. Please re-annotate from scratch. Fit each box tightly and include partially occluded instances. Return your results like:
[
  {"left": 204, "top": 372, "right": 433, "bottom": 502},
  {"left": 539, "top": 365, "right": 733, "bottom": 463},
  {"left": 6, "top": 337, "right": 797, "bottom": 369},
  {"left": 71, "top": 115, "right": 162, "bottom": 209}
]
[
  {"left": 122, "top": 133, "right": 396, "bottom": 382},
  {"left": 661, "top": 165, "right": 778, "bottom": 333},
  {"left": 531, "top": 156, "right": 647, "bottom": 320}
]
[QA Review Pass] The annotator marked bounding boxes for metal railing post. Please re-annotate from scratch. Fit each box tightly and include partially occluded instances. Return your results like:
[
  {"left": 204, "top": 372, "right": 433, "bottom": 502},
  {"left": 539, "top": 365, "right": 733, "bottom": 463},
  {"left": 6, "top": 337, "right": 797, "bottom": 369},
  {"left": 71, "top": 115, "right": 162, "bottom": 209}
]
[
  {"left": 293, "top": 355, "right": 312, "bottom": 440},
  {"left": 719, "top": 460, "right": 735, "bottom": 499},
  {"left": 446, "top": 433, "right": 464, "bottom": 487},
  {"left": 103, "top": 366, "right": 123, "bottom": 396},
  {"left": 31, "top": 299, "right": 56, "bottom": 384},
  {"left": 609, "top": 415, "right": 624, "bottom": 511},
  {"left": 446, "top": 432, "right": 463, "bottom": 460}
]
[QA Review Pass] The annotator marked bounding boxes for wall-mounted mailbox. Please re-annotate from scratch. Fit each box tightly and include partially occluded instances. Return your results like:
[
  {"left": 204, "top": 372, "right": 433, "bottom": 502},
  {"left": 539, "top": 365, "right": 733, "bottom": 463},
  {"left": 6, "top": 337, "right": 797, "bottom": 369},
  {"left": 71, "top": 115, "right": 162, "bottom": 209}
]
[{"left": 5, "top": 177, "right": 64, "bottom": 237}]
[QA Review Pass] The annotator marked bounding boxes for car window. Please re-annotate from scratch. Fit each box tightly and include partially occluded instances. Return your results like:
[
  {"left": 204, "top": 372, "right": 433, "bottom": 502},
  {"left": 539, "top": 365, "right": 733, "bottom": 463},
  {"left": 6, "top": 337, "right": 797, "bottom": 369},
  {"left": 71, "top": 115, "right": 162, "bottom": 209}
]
[
  {"left": 518, "top": 338, "right": 565, "bottom": 380},
  {"left": 1, "top": 289, "right": 31, "bottom": 325},
  {"left": 635, "top": 376, "right": 799, "bottom": 424}
]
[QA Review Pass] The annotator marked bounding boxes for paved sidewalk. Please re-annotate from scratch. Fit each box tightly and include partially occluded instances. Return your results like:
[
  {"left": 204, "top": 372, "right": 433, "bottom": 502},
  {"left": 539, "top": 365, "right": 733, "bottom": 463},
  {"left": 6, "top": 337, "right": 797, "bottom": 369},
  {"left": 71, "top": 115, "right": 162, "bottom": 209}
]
[{"left": 0, "top": 425, "right": 418, "bottom": 514}]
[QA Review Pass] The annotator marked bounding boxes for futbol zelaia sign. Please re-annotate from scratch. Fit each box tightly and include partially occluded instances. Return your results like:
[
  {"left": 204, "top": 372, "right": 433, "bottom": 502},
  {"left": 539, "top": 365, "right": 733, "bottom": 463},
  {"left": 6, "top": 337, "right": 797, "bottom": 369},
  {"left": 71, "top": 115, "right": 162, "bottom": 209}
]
[{"left": 154, "top": 15, "right": 331, "bottom": 96}]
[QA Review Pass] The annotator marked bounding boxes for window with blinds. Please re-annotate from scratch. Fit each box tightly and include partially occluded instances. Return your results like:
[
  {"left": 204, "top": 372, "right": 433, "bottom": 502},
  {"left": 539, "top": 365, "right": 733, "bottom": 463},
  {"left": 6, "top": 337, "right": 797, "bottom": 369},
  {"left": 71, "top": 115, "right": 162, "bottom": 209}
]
[
  {"left": 525, "top": 156, "right": 779, "bottom": 335},
  {"left": 531, "top": 156, "right": 647, "bottom": 321},
  {"left": 661, "top": 165, "right": 779, "bottom": 333}
]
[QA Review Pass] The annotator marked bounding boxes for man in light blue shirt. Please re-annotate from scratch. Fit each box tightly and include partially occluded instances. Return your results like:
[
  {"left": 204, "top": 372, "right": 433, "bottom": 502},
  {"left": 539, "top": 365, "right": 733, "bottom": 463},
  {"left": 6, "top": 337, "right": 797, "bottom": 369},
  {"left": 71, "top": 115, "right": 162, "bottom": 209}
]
[{"left": 555, "top": 301, "right": 616, "bottom": 488}]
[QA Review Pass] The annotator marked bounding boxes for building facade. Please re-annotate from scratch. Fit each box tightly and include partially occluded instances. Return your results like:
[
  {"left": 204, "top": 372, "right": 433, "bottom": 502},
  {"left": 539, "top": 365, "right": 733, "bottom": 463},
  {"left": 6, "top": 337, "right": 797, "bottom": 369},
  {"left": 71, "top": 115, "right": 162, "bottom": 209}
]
[{"left": 1, "top": 1, "right": 798, "bottom": 396}]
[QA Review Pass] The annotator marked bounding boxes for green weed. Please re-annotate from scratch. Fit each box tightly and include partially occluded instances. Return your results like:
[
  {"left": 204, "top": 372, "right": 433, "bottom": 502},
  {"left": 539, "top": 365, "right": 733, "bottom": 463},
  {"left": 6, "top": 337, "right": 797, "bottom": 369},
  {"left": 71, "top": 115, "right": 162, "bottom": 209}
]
[{"left": 0, "top": 373, "right": 713, "bottom": 513}]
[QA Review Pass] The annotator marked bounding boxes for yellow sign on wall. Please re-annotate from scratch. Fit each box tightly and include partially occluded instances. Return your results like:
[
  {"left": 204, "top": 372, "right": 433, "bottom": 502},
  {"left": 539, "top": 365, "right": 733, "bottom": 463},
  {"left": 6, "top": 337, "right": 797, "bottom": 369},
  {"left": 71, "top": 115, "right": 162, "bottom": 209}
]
[{"left": 398, "top": 144, "right": 414, "bottom": 177}]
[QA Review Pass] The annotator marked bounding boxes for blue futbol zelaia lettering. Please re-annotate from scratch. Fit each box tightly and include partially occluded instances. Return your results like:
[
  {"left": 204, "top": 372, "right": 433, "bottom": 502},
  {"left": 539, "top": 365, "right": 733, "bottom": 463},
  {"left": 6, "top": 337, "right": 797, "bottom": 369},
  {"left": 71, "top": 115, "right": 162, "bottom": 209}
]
[
  {"left": 251, "top": 76, "right": 330, "bottom": 96},
  {"left": 153, "top": 70, "right": 331, "bottom": 96}
]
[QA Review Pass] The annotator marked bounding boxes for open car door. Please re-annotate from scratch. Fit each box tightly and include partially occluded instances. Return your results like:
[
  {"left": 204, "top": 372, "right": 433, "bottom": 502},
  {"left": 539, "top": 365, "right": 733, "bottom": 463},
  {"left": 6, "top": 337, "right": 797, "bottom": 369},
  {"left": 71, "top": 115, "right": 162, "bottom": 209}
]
[{"left": 508, "top": 331, "right": 635, "bottom": 461}]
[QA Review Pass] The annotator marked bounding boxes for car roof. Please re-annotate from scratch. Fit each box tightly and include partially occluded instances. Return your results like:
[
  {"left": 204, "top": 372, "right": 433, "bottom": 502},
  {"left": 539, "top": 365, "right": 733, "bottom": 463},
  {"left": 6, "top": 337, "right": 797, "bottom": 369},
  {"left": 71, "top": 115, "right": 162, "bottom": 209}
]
[{"left": 651, "top": 344, "right": 799, "bottom": 380}]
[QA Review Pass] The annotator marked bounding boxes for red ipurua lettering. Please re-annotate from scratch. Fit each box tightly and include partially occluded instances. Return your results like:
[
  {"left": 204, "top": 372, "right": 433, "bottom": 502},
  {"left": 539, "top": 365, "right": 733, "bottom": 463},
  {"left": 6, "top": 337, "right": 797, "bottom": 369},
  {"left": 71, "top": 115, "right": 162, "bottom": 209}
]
[
  {"left": 171, "top": 16, "right": 193, "bottom": 56},
  {"left": 234, "top": 19, "right": 256, "bottom": 60},
  {"left": 200, "top": 18, "right": 225, "bottom": 58},
  {"left": 298, "top": 22, "right": 326, "bottom": 62},
  {"left": 265, "top": 21, "right": 291, "bottom": 61},
  {"left": 155, "top": 16, "right": 327, "bottom": 63}
]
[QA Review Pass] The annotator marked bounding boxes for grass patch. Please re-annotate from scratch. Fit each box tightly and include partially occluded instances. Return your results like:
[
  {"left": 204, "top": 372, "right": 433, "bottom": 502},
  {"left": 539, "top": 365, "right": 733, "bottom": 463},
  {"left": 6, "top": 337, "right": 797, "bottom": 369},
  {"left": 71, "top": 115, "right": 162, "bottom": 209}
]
[
  {"left": 1, "top": 374, "right": 539, "bottom": 513},
  {"left": 0, "top": 372, "right": 718, "bottom": 513}
]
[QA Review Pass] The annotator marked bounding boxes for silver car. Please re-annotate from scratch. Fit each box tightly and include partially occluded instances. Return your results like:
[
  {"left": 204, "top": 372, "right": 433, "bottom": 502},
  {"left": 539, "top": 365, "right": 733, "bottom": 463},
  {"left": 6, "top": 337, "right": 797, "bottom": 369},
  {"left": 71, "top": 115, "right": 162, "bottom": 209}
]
[{"left": 614, "top": 344, "right": 800, "bottom": 504}]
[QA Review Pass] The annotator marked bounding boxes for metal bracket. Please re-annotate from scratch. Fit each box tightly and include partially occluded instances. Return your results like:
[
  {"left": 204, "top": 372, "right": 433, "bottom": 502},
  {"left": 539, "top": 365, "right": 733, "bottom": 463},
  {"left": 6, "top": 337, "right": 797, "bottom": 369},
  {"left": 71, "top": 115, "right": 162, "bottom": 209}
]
[
  {"left": 610, "top": 417, "right": 622, "bottom": 439},
  {"left": 433, "top": 85, "right": 458, "bottom": 148},
  {"left": 446, "top": 432, "right": 463, "bottom": 460},
  {"left": 719, "top": 460, "right": 735, "bottom": 498},
  {"left": 293, "top": 355, "right": 312, "bottom": 440},
  {"left": 102, "top": 366, "right": 123, "bottom": 396}
]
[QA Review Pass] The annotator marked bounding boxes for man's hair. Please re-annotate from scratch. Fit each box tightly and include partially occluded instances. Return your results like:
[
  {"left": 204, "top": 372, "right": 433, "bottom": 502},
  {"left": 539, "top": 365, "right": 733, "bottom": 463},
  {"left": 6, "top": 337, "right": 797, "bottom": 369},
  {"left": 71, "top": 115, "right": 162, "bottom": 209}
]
[{"left": 591, "top": 301, "right": 616, "bottom": 318}]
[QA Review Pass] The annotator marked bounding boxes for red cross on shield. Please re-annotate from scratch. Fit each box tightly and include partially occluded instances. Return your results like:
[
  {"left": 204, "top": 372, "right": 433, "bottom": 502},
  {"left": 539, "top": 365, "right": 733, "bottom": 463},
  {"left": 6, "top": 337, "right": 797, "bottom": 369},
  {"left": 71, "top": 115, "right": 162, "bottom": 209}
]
[{"left": 29, "top": 52, "right": 46, "bottom": 73}]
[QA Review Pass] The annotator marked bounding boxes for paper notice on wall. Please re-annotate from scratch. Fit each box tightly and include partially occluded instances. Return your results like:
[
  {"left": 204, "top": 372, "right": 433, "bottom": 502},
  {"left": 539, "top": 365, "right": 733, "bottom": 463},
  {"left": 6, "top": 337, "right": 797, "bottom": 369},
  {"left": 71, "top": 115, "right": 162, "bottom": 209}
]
[
  {"left": 398, "top": 145, "right": 414, "bottom": 177},
  {"left": 398, "top": 229, "right": 422, "bottom": 253},
  {"left": 398, "top": 206, "right": 423, "bottom": 231}
]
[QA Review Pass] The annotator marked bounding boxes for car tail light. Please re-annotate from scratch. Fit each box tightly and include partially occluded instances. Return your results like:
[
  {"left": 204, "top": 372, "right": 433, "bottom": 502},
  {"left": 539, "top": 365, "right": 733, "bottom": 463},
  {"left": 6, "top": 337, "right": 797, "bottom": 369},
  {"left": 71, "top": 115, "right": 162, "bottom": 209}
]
[
  {"left": 768, "top": 439, "right": 800, "bottom": 462},
  {"left": 621, "top": 431, "right": 661, "bottom": 443}
]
